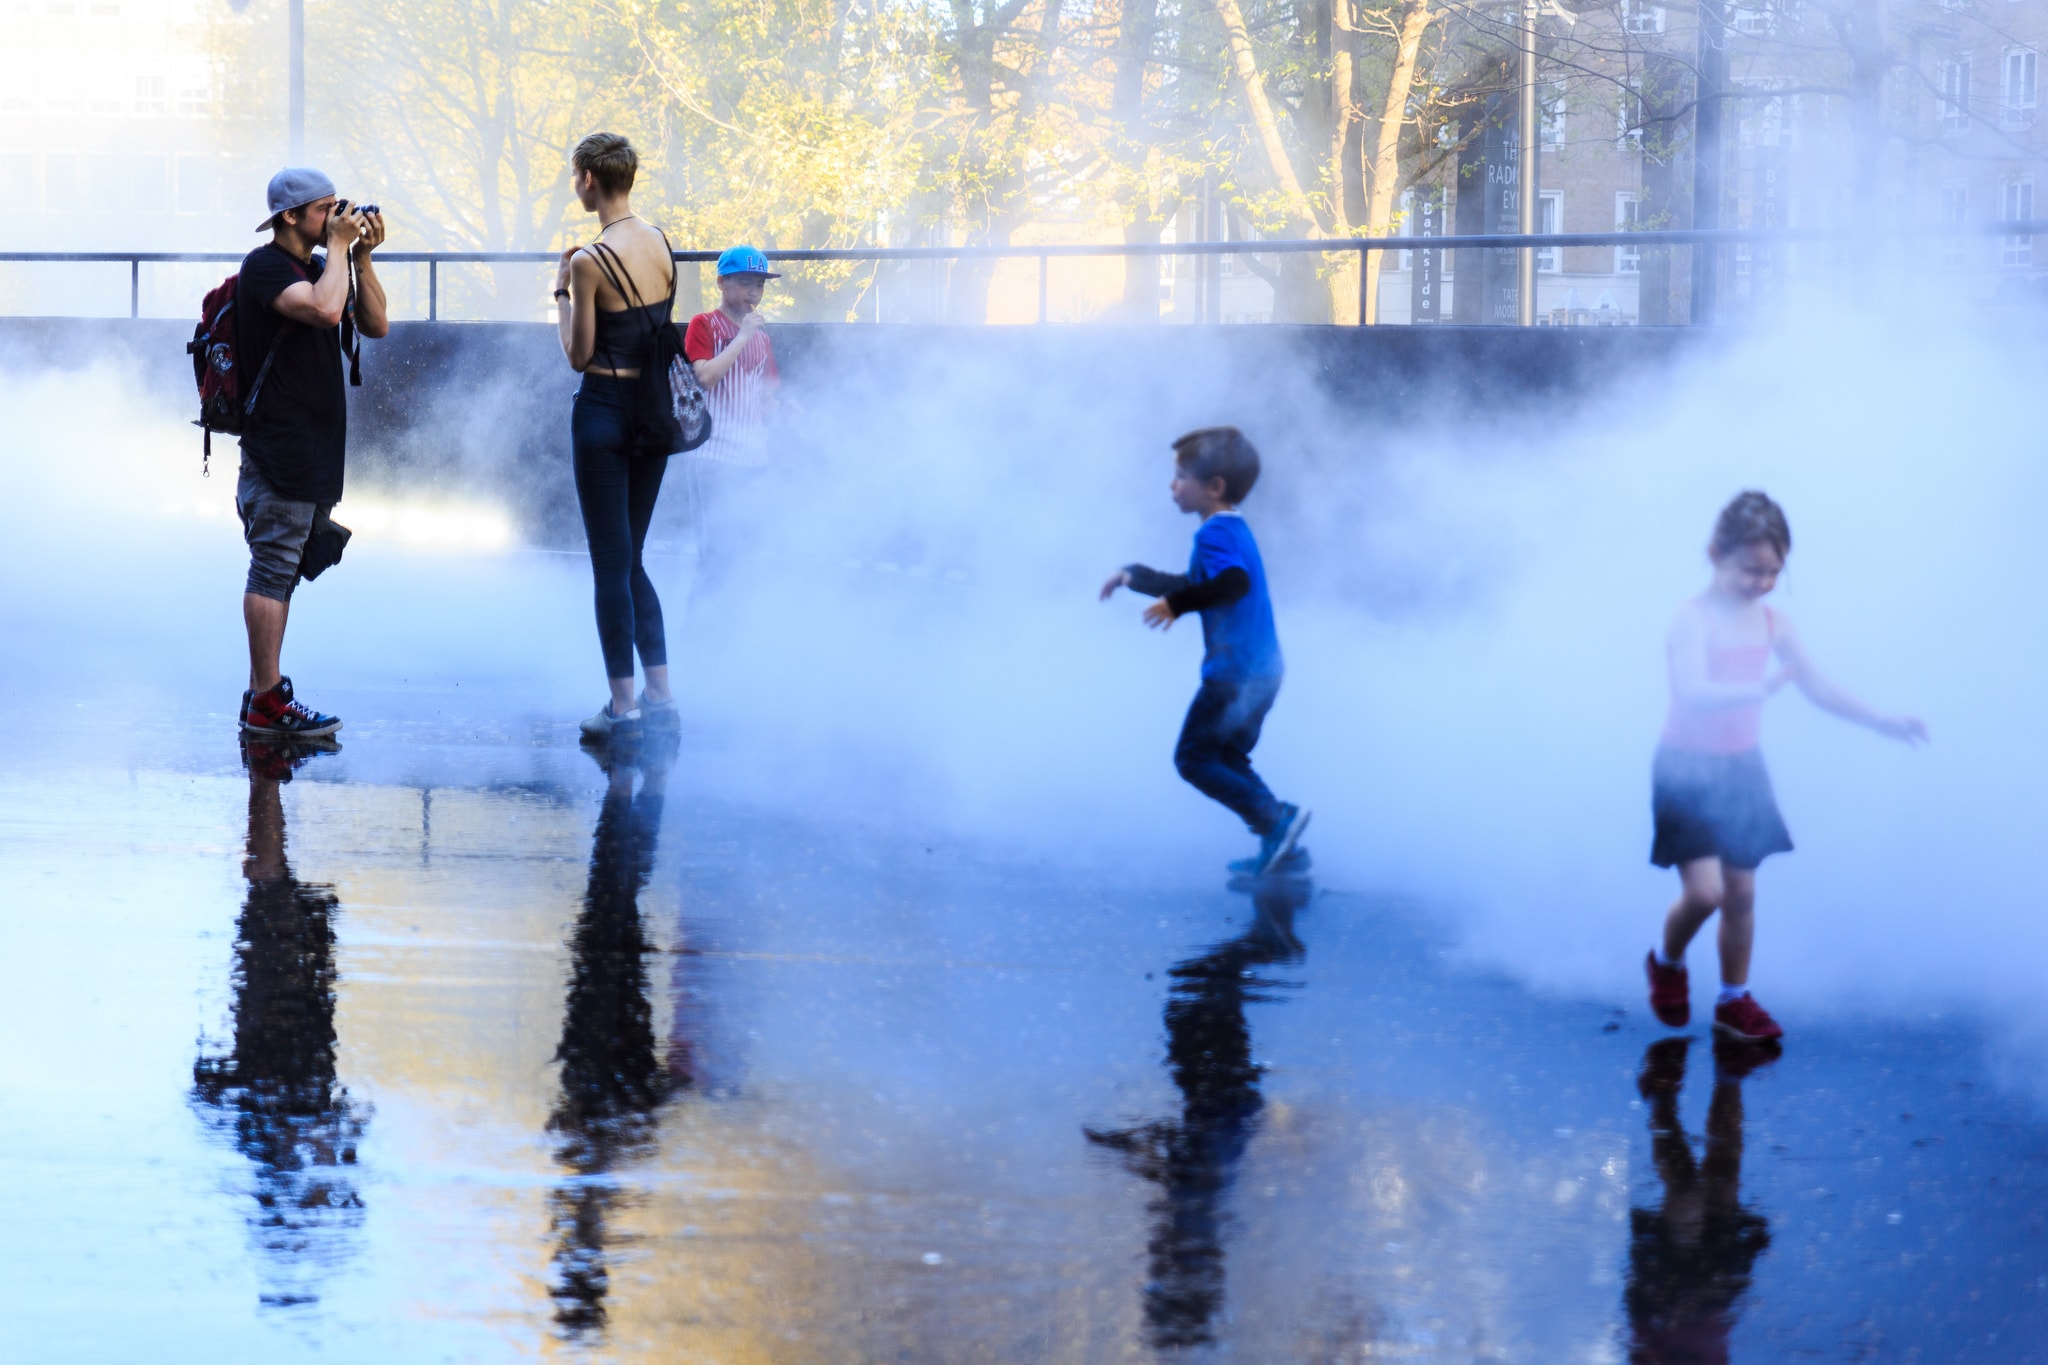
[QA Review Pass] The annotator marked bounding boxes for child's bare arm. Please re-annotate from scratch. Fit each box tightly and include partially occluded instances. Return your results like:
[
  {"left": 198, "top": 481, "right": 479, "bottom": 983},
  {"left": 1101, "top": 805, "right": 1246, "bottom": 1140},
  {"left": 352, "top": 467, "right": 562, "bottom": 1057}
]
[
  {"left": 691, "top": 311, "right": 765, "bottom": 387},
  {"left": 1774, "top": 616, "right": 1929, "bottom": 744}
]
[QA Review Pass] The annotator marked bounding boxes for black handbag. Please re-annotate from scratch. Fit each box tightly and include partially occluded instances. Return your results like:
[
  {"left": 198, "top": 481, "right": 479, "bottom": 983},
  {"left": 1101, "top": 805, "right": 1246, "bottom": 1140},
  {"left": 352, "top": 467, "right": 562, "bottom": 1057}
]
[{"left": 297, "top": 511, "right": 352, "bottom": 582}]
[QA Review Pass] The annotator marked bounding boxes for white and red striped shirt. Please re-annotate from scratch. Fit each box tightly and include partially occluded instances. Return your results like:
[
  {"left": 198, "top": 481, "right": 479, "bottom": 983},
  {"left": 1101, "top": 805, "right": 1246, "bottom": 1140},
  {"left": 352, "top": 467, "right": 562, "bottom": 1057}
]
[{"left": 683, "top": 309, "right": 780, "bottom": 466}]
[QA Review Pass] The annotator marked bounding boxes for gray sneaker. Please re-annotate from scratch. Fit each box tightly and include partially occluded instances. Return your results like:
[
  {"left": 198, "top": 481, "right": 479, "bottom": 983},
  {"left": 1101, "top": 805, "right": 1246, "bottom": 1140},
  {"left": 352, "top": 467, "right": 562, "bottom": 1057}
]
[
  {"left": 636, "top": 692, "right": 680, "bottom": 730},
  {"left": 578, "top": 702, "right": 642, "bottom": 745}
]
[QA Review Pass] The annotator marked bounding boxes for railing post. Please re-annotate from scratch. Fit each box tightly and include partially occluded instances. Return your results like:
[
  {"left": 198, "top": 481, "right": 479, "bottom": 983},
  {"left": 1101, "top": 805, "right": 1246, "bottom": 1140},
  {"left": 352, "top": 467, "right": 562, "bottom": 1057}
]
[
  {"left": 130, "top": 258, "right": 139, "bottom": 319},
  {"left": 428, "top": 259, "right": 438, "bottom": 322},
  {"left": 1358, "top": 246, "right": 1369, "bottom": 326},
  {"left": 1037, "top": 253, "right": 1048, "bottom": 323}
]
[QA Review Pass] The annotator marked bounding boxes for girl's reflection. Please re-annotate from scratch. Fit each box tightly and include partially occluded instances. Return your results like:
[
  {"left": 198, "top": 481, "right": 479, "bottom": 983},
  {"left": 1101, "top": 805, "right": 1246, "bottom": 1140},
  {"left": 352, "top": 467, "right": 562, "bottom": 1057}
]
[
  {"left": 1085, "top": 878, "right": 1311, "bottom": 1348},
  {"left": 1625, "top": 1036, "right": 1777, "bottom": 1363},
  {"left": 546, "top": 750, "right": 676, "bottom": 1336},
  {"left": 192, "top": 739, "right": 362, "bottom": 1308}
]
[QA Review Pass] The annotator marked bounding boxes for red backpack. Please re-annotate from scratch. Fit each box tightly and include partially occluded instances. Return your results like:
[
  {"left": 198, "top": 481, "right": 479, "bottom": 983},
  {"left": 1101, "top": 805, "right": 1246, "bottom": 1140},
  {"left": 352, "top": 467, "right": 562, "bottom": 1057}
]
[
  {"left": 187, "top": 257, "right": 362, "bottom": 475},
  {"left": 187, "top": 274, "right": 283, "bottom": 475}
]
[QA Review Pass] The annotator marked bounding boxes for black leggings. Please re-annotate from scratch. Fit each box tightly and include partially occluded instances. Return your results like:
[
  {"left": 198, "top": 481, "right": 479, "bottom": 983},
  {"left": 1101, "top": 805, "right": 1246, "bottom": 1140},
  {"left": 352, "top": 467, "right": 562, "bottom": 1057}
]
[{"left": 572, "top": 374, "right": 670, "bottom": 680}]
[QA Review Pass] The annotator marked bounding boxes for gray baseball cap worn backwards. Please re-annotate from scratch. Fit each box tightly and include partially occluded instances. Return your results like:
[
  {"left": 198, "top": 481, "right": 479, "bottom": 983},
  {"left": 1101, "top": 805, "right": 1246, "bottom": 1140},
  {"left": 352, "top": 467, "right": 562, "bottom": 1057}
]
[{"left": 255, "top": 167, "right": 336, "bottom": 231}]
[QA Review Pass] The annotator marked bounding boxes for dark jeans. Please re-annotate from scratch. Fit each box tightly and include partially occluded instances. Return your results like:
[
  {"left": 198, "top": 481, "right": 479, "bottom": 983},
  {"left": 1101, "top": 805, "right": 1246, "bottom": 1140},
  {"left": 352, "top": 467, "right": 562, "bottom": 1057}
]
[
  {"left": 572, "top": 374, "right": 670, "bottom": 679},
  {"left": 1174, "top": 675, "right": 1284, "bottom": 835}
]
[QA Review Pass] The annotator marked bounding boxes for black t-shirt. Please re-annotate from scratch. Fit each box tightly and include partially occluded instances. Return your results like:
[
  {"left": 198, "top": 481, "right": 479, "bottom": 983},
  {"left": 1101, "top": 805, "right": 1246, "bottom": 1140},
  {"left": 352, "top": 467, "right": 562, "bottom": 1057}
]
[{"left": 237, "top": 243, "right": 347, "bottom": 504}]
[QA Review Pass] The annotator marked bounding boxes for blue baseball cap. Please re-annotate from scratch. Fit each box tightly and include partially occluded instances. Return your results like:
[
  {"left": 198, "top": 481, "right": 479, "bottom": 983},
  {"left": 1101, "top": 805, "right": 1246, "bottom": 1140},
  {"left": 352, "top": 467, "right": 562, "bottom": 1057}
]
[
  {"left": 715, "top": 245, "right": 780, "bottom": 279},
  {"left": 255, "top": 166, "right": 337, "bottom": 231}
]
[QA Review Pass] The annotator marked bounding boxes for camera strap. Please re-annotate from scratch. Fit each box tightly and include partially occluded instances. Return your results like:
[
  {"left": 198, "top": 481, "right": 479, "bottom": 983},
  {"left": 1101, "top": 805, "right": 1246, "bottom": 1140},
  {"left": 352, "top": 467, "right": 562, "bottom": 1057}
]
[{"left": 342, "top": 255, "right": 362, "bottom": 387}]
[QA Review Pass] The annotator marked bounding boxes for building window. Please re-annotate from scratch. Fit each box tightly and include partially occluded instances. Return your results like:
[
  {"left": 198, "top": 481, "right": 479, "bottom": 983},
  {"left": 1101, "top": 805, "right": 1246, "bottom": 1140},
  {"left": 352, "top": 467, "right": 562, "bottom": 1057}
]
[
  {"left": 1541, "top": 82, "right": 1567, "bottom": 147},
  {"left": 176, "top": 155, "right": 213, "bottom": 214},
  {"left": 2002, "top": 176, "right": 2034, "bottom": 266},
  {"left": 1733, "top": 1, "right": 1774, "bottom": 34},
  {"left": 134, "top": 74, "right": 166, "bottom": 116},
  {"left": 1939, "top": 184, "right": 1969, "bottom": 269},
  {"left": 44, "top": 154, "right": 79, "bottom": 206},
  {"left": 1538, "top": 192, "right": 1563, "bottom": 272},
  {"left": 1617, "top": 90, "right": 1646, "bottom": 150},
  {"left": 1621, "top": 0, "right": 1665, "bottom": 33},
  {"left": 1941, "top": 57, "right": 1972, "bottom": 135},
  {"left": 2004, "top": 48, "right": 2037, "bottom": 127},
  {"left": 0, "top": 154, "right": 34, "bottom": 211},
  {"left": 86, "top": 77, "right": 120, "bottom": 116},
  {"left": 1615, "top": 193, "right": 1641, "bottom": 273}
]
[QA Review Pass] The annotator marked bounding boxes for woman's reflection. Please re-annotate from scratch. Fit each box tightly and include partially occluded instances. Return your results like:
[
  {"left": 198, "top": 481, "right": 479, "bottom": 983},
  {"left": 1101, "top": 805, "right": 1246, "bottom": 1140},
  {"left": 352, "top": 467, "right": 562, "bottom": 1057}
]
[
  {"left": 1625, "top": 1036, "right": 1777, "bottom": 1364},
  {"left": 191, "top": 738, "right": 361, "bottom": 1308},
  {"left": 1085, "top": 878, "right": 1311, "bottom": 1349},
  {"left": 546, "top": 748, "right": 676, "bottom": 1336}
]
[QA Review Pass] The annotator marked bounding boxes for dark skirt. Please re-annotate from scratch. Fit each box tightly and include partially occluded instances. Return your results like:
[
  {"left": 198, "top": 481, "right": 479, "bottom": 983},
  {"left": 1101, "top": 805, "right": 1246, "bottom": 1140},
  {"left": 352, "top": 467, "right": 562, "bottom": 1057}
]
[{"left": 1650, "top": 746, "right": 1794, "bottom": 871}]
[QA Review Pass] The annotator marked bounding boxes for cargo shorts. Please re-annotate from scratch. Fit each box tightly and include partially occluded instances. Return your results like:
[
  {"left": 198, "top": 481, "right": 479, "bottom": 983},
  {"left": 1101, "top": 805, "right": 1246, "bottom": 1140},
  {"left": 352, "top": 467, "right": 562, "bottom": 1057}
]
[{"left": 236, "top": 461, "right": 329, "bottom": 603}]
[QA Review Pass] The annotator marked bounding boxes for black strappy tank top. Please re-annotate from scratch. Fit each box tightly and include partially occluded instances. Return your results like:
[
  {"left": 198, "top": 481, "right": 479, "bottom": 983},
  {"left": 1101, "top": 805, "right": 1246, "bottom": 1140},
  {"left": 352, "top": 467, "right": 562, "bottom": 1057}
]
[{"left": 586, "top": 233, "right": 677, "bottom": 373}]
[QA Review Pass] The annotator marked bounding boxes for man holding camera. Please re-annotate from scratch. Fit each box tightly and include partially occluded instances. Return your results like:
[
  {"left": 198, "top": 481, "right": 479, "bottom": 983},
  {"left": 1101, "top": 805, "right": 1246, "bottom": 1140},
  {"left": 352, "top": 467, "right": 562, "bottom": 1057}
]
[{"left": 235, "top": 167, "right": 388, "bottom": 737}]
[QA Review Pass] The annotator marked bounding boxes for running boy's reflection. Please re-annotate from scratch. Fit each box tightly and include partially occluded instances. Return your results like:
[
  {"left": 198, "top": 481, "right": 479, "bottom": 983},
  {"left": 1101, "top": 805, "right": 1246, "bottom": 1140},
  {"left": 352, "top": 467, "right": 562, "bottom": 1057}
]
[
  {"left": 192, "top": 739, "right": 362, "bottom": 1308},
  {"left": 546, "top": 749, "right": 676, "bottom": 1336},
  {"left": 1085, "top": 878, "right": 1311, "bottom": 1349},
  {"left": 1625, "top": 1036, "right": 1777, "bottom": 1364}
]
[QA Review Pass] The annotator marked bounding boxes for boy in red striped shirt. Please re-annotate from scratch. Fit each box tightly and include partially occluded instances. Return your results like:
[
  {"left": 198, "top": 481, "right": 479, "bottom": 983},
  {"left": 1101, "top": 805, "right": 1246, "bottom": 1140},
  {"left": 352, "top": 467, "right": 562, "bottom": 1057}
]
[
  {"left": 682, "top": 245, "right": 783, "bottom": 585},
  {"left": 684, "top": 245, "right": 782, "bottom": 467}
]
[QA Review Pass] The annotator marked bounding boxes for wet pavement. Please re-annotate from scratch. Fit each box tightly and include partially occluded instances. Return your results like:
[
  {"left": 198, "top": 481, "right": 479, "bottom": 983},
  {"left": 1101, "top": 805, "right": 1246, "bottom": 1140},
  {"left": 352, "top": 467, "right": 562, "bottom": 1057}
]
[{"left": 3, "top": 698, "right": 2047, "bottom": 1362}]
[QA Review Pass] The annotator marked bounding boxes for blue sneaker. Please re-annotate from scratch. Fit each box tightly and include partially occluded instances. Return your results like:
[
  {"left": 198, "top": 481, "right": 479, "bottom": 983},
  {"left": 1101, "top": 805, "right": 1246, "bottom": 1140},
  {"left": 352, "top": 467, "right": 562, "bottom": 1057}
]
[
  {"left": 1227, "top": 845, "right": 1312, "bottom": 878},
  {"left": 1256, "top": 804, "right": 1311, "bottom": 875}
]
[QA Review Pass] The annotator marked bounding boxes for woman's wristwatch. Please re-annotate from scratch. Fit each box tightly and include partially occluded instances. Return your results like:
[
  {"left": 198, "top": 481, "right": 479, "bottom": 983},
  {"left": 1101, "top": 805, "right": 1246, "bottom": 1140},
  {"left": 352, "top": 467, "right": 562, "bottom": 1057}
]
[{"left": 553, "top": 287, "right": 571, "bottom": 300}]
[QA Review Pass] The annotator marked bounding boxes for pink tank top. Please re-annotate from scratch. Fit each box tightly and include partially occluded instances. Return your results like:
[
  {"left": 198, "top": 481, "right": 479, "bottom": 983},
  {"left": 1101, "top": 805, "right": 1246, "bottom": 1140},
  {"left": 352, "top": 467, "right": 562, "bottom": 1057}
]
[{"left": 1661, "top": 606, "right": 1775, "bottom": 754}]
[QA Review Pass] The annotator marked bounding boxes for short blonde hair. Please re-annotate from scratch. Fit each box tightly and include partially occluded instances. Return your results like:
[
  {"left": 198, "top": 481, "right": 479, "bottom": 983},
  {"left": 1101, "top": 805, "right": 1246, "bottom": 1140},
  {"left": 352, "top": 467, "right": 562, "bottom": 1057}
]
[{"left": 572, "top": 132, "right": 637, "bottom": 196}]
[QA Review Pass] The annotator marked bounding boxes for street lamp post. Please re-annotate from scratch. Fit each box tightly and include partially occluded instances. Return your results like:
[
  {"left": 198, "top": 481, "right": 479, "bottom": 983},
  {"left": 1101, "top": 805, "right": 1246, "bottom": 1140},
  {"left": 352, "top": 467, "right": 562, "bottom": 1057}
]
[
  {"left": 288, "top": 0, "right": 304, "bottom": 161},
  {"left": 226, "top": 0, "right": 303, "bottom": 161},
  {"left": 1517, "top": 0, "right": 1538, "bottom": 325},
  {"left": 1692, "top": 0, "right": 1728, "bottom": 323}
]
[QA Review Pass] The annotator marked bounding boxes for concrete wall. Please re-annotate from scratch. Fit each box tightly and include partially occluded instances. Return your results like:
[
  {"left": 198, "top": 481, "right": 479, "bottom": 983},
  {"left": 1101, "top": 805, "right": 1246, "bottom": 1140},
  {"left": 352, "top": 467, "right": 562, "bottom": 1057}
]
[{"left": 2, "top": 317, "right": 1706, "bottom": 541}]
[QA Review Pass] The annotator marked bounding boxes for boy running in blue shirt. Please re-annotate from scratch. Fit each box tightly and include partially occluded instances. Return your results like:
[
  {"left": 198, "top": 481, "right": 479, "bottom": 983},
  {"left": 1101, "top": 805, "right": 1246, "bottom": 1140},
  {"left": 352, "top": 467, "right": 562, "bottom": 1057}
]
[{"left": 1101, "top": 427, "right": 1310, "bottom": 877}]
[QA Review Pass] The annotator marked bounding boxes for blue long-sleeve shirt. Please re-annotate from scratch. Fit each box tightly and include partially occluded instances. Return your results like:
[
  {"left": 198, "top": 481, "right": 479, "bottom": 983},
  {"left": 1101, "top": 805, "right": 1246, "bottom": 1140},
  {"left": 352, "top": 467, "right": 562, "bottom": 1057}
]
[{"left": 1125, "top": 511, "right": 1282, "bottom": 683}]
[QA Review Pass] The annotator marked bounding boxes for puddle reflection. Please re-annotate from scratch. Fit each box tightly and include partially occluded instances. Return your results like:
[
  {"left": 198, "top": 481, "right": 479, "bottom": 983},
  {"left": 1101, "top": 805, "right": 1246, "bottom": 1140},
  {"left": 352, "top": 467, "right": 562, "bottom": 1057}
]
[
  {"left": 1086, "top": 876, "right": 1312, "bottom": 1348},
  {"left": 546, "top": 747, "right": 679, "bottom": 1337},
  {"left": 191, "top": 740, "right": 365, "bottom": 1309},
  {"left": 1626, "top": 1035, "right": 1777, "bottom": 1363}
]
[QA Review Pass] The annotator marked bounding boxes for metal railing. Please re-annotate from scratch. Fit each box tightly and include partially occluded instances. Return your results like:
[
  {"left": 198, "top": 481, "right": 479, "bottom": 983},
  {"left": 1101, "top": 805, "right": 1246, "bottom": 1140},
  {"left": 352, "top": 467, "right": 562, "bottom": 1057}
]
[{"left": 4, "top": 223, "right": 2044, "bottom": 323}]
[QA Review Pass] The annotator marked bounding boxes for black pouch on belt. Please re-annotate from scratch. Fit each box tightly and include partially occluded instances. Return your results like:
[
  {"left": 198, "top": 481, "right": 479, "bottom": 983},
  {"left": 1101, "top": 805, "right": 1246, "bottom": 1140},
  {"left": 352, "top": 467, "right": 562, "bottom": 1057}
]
[{"left": 297, "top": 511, "right": 353, "bottom": 582}]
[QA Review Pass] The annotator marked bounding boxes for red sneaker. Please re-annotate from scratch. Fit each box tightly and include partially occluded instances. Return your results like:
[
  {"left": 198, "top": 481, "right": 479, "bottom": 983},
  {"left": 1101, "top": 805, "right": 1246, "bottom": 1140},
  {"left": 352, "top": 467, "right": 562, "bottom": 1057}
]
[
  {"left": 1714, "top": 993, "right": 1784, "bottom": 1043},
  {"left": 1645, "top": 950, "right": 1690, "bottom": 1027},
  {"left": 243, "top": 676, "right": 342, "bottom": 738}
]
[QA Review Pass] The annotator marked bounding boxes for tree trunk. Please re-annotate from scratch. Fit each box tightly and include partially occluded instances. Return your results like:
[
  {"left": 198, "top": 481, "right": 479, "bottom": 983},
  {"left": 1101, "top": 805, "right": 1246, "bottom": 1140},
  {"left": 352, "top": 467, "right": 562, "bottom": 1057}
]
[
  {"left": 1112, "top": 0, "right": 1167, "bottom": 319},
  {"left": 1324, "top": 0, "right": 1360, "bottom": 322},
  {"left": 1213, "top": 0, "right": 1322, "bottom": 233},
  {"left": 1360, "top": 0, "right": 1432, "bottom": 324}
]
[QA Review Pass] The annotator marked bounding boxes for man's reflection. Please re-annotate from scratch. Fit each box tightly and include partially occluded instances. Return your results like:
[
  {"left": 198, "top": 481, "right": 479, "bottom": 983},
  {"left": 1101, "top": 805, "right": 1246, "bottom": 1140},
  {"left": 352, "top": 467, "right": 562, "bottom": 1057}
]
[
  {"left": 192, "top": 737, "right": 361, "bottom": 1308},
  {"left": 1085, "top": 877, "right": 1311, "bottom": 1349},
  {"left": 1625, "top": 1036, "right": 1776, "bottom": 1364},
  {"left": 546, "top": 748, "right": 676, "bottom": 1336}
]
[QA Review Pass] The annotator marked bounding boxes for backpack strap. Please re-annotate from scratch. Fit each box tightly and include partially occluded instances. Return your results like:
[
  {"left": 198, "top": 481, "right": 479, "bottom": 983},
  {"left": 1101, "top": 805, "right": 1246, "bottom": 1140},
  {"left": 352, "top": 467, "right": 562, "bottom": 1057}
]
[{"left": 587, "top": 239, "right": 664, "bottom": 370}]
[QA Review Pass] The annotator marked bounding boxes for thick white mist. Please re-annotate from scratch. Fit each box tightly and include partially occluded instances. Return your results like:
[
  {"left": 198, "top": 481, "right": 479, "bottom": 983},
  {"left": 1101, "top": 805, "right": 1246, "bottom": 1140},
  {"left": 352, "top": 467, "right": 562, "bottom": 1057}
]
[{"left": 5, "top": 309, "right": 2046, "bottom": 1084}]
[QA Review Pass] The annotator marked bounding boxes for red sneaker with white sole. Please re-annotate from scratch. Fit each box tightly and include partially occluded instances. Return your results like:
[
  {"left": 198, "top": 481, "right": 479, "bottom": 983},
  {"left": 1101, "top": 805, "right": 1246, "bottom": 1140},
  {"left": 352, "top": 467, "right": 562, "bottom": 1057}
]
[
  {"left": 243, "top": 676, "right": 342, "bottom": 738},
  {"left": 1645, "top": 951, "right": 1690, "bottom": 1028},
  {"left": 1714, "top": 993, "right": 1784, "bottom": 1042}
]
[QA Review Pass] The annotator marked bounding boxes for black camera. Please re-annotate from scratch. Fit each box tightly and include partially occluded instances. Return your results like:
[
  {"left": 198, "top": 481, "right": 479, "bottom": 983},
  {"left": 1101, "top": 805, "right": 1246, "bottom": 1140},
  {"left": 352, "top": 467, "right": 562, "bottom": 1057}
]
[{"left": 333, "top": 199, "right": 381, "bottom": 216}]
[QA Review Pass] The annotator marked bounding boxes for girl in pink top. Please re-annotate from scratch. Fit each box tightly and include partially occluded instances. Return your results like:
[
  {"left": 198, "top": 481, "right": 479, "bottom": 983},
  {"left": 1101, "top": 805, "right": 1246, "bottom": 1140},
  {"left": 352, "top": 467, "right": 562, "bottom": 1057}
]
[{"left": 1644, "top": 492, "right": 1926, "bottom": 1043}]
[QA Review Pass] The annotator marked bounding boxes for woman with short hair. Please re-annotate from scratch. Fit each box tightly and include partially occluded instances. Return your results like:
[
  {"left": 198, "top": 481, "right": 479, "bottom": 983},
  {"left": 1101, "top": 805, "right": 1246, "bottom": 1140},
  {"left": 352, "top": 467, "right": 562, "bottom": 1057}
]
[{"left": 554, "top": 131, "right": 682, "bottom": 747}]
